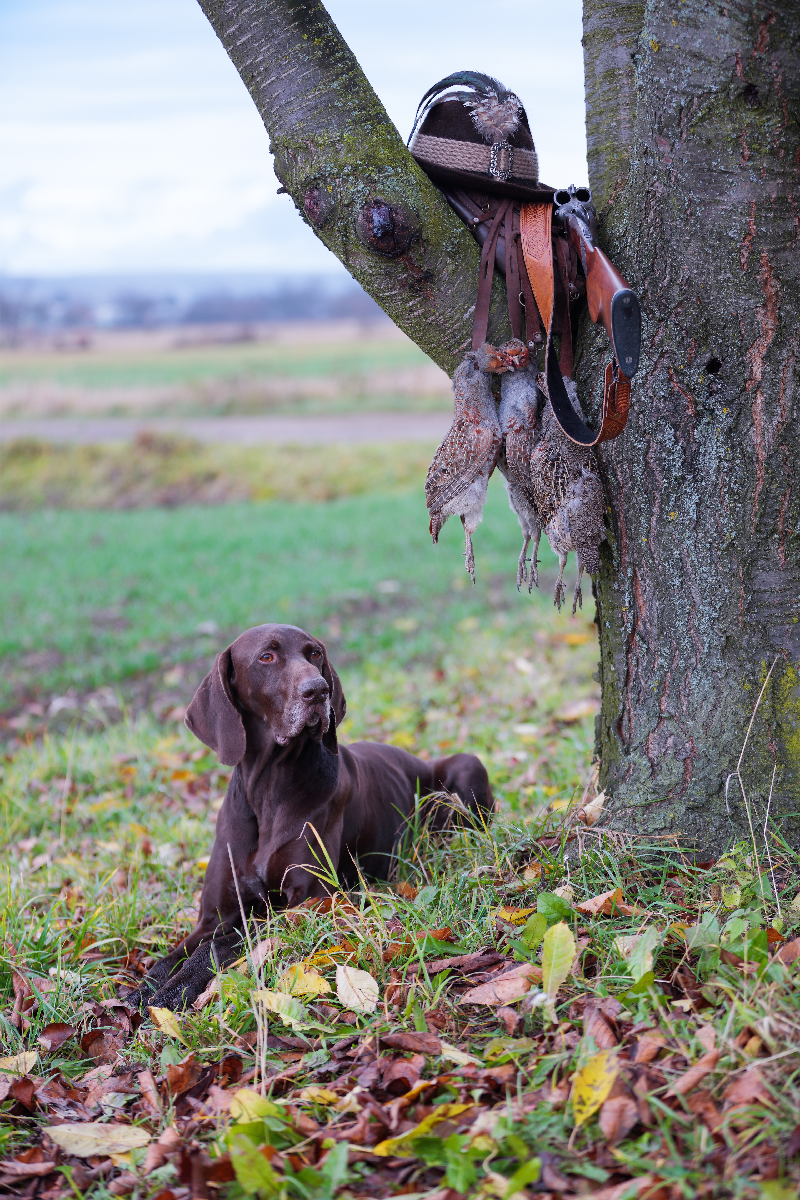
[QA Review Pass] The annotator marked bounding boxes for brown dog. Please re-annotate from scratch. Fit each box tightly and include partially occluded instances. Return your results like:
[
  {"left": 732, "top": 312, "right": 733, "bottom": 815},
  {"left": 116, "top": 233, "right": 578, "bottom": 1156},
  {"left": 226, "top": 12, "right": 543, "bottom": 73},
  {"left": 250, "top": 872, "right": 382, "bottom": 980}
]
[{"left": 128, "top": 623, "right": 493, "bottom": 1010}]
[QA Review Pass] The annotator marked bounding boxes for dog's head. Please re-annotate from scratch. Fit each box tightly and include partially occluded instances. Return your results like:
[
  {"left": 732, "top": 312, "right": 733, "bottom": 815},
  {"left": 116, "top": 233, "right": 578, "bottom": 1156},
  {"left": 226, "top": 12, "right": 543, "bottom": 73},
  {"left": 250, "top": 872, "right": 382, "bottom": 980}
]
[{"left": 185, "top": 624, "right": 346, "bottom": 766}]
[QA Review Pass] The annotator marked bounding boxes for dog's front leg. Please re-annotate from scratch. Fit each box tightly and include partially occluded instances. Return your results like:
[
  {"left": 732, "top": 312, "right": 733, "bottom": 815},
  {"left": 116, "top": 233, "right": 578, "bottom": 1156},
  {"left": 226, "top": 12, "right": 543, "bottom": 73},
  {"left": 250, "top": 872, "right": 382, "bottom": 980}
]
[{"left": 266, "top": 818, "right": 344, "bottom": 908}]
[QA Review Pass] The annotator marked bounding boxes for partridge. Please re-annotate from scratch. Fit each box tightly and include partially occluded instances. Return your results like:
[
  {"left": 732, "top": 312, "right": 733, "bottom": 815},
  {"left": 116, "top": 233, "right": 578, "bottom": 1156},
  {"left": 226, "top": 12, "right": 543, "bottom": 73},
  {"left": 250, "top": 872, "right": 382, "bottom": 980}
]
[
  {"left": 529, "top": 377, "right": 606, "bottom": 614},
  {"left": 494, "top": 341, "right": 543, "bottom": 590},
  {"left": 425, "top": 344, "right": 504, "bottom": 582}
]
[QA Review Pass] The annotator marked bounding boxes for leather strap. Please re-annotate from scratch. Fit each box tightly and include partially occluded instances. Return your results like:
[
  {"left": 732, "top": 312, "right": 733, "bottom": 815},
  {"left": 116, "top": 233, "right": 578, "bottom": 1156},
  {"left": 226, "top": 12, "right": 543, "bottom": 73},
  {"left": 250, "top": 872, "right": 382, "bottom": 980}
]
[
  {"left": 472, "top": 199, "right": 512, "bottom": 350},
  {"left": 520, "top": 201, "right": 630, "bottom": 447}
]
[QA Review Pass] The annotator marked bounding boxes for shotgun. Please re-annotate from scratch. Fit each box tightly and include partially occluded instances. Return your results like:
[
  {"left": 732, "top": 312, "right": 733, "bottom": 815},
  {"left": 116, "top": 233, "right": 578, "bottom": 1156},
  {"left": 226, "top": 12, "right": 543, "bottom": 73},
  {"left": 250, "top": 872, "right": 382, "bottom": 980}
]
[{"left": 553, "top": 186, "right": 641, "bottom": 377}]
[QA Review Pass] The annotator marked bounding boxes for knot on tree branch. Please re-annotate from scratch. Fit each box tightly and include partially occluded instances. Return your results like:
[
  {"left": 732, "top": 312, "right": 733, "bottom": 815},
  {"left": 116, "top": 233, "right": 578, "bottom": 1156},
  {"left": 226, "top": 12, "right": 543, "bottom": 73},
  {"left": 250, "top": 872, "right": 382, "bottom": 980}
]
[{"left": 356, "top": 197, "right": 420, "bottom": 257}]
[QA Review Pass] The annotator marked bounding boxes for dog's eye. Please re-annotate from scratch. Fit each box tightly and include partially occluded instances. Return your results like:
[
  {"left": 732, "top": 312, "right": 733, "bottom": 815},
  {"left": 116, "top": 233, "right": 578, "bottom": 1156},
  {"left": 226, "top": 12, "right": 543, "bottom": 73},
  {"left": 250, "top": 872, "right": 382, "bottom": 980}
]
[
  {"left": 260, "top": 652, "right": 274, "bottom": 663},
  {"left": 310, "top": 648, "right": 322, "bottom": 659}
]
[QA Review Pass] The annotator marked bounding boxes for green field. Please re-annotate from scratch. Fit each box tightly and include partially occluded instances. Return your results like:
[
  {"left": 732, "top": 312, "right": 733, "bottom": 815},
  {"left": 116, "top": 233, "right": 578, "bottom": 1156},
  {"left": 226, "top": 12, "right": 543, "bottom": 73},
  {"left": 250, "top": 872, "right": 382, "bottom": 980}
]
[
  {"left": 0, "top": 327, "right": 450, "bottom": 418},
  {"left": 1, "top": 335, "right": 798, "bottom": 1199}
]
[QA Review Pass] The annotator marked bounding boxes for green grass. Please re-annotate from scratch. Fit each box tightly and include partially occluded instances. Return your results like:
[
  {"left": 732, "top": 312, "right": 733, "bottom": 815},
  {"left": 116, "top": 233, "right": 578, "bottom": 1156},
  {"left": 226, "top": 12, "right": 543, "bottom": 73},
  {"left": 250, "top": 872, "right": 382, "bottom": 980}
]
[{"left": 2, "top": 480, "right": 800, "bottom": 1197}]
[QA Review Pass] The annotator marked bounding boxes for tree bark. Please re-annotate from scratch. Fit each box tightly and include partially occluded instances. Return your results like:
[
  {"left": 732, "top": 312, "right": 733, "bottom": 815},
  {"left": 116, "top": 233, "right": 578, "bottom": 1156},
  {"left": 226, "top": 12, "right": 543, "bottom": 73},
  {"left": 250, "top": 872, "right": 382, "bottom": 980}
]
[
  {"left": 582, "top": 0, "right": 800, "bottom": 854},
  {"left": 195, "top": 0, "right": 512, "bottom": 374},
  {"left": 197, "top": 0, "right": 800, "bottom": 855}
]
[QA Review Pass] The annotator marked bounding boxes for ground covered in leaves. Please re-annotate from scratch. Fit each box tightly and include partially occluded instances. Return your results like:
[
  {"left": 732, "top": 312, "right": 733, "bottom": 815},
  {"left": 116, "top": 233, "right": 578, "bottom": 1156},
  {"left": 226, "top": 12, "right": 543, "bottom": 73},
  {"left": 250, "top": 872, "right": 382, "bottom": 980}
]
[{"left": 2, "top": 693, "right": 800, "bottom": 1200}]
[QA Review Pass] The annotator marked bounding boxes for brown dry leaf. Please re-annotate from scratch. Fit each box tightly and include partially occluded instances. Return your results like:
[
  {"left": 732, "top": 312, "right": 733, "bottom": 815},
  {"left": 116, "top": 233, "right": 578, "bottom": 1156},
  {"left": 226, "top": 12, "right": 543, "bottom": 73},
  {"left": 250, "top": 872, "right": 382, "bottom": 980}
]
[
  {"left": 686, "top": 1088, "right": 722, "bottom": 1132},
  {"left": 144, "top": 1126, "right": 181, "bottom": 1175},
  {"left": 496, "top": 1006, "right": 523, "bottom": 1035},
  {"left": 166, "top": 1055, "right": 203, "bottom": 1100},
  {"left": 382, "top": 1031, "right": 442, "bottom": 1054},
  {"left": 634, "top": 1032, "right": 666, "bottom": 1064},
  {"left": 578, "top": 790, "right": 606, "bottom": 827},
  {"left": 38, "top": 1023, "right": 77, "bottom": 1052},
  {"left": 576, "top": 888, "right": 623, "bottom": 916},
  {"left": 584, "top": 1005, "right": 618, "bottom": 1049},
  {"left": 382, "top": 1054, "right": 425, "bottom": 1095},
  {"left": 0, "top": 1160, "right": 57, "bottom": 1178},
  {"left": 80, "top": 1028, "right": 125, "bottom": 1065},
  {"left": 522, "top": 862, "right": 542, "bottom": 884},
  {"left": 599, "top": 1094, "right": 639, "bottom": 1144},
  {"left": 589, "top": 1176, "right": 658, "bottom": 1200},
  {"left": 776, "top": 937, "right": 800, "bottom": 965},
  {"left": 136, "top": 1069, "right": 162, "bottom": 1116},
  {"left": 396, "top": 882, "right": 418, "bottom": 901},
  {"left": 722, "top": 1065, "right": 773, "bottom": 1111},
  {"left": 46, "top": 1123, "right": 151, "bottom": 1157},
  {"left": 696, "top": 1024, "right": 717, "bottom": 1053},
  {"left": 249, "top": 938, "right": 283, "bottom": 973},
  {"left": 667, "top": 1048, "right": 719, "bottom": 1096},
  {"left": 459, "top": 962, "right": 542, "bottom": 1006}
]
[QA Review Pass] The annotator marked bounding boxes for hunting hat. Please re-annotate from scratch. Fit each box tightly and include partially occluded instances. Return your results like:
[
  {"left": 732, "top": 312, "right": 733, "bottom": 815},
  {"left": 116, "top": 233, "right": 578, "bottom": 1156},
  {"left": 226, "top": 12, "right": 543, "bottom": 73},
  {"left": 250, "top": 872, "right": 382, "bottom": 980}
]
[{"left": 408, "top": 71, "right": 555, "bottom": 202}]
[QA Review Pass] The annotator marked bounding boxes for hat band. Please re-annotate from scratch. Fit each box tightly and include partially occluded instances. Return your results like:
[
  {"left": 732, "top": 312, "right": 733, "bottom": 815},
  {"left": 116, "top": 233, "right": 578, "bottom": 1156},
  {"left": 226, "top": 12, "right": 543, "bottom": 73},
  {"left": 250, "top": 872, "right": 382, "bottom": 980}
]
[{"left": 409, "top": 132, "right": 539, "bottom": 183}]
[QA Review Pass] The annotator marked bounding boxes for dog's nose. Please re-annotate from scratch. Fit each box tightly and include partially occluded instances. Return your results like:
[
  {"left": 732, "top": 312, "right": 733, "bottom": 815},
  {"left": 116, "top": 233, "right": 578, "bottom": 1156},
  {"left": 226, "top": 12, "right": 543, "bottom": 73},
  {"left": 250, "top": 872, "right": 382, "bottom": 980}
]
[{"left": 299, "top": 676, "right": 329, "bottom": 702}]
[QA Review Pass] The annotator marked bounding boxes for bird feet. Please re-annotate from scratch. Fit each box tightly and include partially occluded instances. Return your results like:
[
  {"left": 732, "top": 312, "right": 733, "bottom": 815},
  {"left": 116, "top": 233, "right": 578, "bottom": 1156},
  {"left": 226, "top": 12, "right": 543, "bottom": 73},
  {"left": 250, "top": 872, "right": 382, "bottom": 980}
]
[
  {"left": 527, "top": 554, "right": 539, "bottom": 593},
  {"left": 464, "top": 531, "right": 476, "bottom": 585},
  {"left": 572, "top": 583, "right": 583, "bottom": 616},
  {"left": 554, "top": 579, "right": 566, "bottom": 611}
]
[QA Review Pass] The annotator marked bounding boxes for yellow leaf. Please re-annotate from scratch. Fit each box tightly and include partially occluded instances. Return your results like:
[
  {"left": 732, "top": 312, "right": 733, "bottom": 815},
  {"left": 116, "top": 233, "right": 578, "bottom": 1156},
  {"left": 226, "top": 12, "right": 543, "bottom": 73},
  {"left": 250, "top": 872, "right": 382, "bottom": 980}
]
[
  {"left": 0, "top": 1051, "right": 37, "bottom": 1076},
  {"left": 572, "top": 1051, "right": 618, "bottom": 1127},
  {"left": 335, "top": 964, "right": 379, "bottom": 1013},
  {"left": 305, "top": 945, "right": 351, "bottom": 968},
  {"left": 522, "top": 862, "right": 542, "bottom": 884},
  {"left": 46, "top": 1123, "right": 151, "bottom": 1158},
  {"left": 493, "top": 906, "right": 537, "bottom": 925},
  {"left": 298, "top": 1086, "right": 338, "bottom": 1104},
  {"left": 229, "top": 1088, "right": 283, "bottom": 1122},
  {"left": 373, "top": 1103, "right": 474, "bottom": 1156},
  {"left": 277, "top": 963, "right": 332, "bottom": 997},
  {"left": 148, "top": 1007, "right": 187, "bottom": 1044},
  {"left": 541, "top": 921, "right": 576, "bottom": 1006}
]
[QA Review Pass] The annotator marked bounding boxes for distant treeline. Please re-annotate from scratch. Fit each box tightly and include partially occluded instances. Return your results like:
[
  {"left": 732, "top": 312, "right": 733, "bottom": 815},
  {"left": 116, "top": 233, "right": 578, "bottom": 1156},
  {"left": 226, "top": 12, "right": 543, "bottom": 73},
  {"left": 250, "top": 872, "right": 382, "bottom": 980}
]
[{"left": 0, "top": 274, "right": 387, "bottom": 333}]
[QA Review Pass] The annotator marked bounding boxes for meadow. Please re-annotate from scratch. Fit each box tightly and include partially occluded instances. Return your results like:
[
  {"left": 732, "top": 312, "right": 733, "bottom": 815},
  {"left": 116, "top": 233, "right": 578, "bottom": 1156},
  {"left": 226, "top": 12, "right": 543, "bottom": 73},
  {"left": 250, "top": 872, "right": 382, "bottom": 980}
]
[{"left": 0, "top": 331, "right": 799, "bottom": 1200}]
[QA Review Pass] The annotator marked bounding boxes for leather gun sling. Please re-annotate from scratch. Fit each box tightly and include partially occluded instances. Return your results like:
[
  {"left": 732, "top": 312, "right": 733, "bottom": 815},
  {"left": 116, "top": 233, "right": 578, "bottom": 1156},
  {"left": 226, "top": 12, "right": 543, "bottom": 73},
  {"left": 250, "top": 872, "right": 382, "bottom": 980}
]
[{"left": 520, "top": 202, "right": 630, "bottom": 447}]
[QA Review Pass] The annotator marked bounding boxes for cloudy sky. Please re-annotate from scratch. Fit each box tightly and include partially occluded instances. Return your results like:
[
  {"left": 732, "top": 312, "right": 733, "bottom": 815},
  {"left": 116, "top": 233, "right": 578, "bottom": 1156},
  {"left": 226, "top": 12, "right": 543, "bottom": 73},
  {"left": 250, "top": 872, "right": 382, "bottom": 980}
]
[{"left": 0, "top": 0, "right": 588, "bottom": 278}]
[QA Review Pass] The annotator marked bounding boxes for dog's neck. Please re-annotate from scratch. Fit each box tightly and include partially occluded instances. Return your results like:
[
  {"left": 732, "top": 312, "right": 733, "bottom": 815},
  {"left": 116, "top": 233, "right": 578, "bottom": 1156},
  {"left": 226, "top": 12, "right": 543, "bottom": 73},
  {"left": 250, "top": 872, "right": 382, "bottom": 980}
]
[{"left": 236, "top": 712, "right": 339, "bottom": 812}]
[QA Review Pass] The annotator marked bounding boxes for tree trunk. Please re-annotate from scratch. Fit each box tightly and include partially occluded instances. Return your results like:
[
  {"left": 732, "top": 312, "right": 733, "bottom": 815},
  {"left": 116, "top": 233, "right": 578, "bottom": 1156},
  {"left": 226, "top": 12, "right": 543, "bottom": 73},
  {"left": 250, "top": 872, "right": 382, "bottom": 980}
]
[
  {"left": 195, "top": 0, "right": 512, "bottom": 374},
  {"left": 582, "top": 0, "right": 800, "bottom": 855},
  {"left": 197, "top": 0, "right": 800, "bottom": 856}
]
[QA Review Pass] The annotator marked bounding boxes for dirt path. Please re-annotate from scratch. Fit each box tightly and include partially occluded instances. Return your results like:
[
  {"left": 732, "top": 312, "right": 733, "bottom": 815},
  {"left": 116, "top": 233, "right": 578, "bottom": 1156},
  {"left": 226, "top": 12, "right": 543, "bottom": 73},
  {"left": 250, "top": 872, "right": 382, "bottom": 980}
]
[{"left": 1, "top": 413, "right": 451, "bottom": 445}]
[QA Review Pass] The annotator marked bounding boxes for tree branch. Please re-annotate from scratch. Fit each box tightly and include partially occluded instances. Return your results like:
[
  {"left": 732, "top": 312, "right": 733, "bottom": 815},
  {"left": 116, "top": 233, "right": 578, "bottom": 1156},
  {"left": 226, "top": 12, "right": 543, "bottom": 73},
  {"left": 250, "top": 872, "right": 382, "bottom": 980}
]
[{"left": 196, "top": 0, "right": 512, "bottom": 371}]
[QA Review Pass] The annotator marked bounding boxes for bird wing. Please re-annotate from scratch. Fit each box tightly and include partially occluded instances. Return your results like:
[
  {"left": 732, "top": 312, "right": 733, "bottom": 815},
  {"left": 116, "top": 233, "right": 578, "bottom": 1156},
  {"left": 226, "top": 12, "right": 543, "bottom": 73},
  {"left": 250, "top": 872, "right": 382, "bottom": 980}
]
[
  {"left": 504, "top": 419, "right": 539, "bottom": 511},
  {"left": 425, "top": 418, "right": 501, "bottom": 512}
]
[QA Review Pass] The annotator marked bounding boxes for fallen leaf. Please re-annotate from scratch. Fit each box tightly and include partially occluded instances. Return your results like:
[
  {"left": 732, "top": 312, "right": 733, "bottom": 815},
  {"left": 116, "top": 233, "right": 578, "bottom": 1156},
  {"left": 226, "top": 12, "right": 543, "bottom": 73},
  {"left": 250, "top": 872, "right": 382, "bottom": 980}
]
[
  {"left": 0, "top": 1052, "right": 37, "bottom": 1076},
  {"left": 382, "top": 1053, "right": 424, "bottom": 1095},
  {"left": 38, "top": 1023, "right": 77, "bottom": 1052},
  {"left": 46, "top": 1123, "right": 151, "bottom": 1157},
  {"left": 522, "top": 862, "right": 542, "bottom": 884},
  {"left": 277, "top": 963, "right": 331, "bottom": 997},
  {"left": 542, "top": 921, "right": 576, "bottom": 1013},
  {"left": 148, "top": 1007, "right": 186, "bottom": 1044},
  {"left": 248, "top": 938, "right": 283, "bottom": 973},
  {"left": 439, "top": 1041, "right": 482, "bottom": 1066},
  {"left": 336, "top": 965, "right": 379, "bottom": 1014},
  {"left": 166, "top": 1055, "right": 203, "bottom": 1099},
  {"left": 372, "top": 1103, "right": 473, "bottom": 1156},
  {"left": 599, "top": 1094, "right": 639, "bottom": 1144},
  {"left": 298, "top": 1086, "right": 337, "bottom": 1105},
  {"left": 634, "top": 1032, "right": 666, "bottom": 1064},
  {"left": 584, "top": 1005, "right": 618, "bottom": 1049},
  {"left": 494, "top": 905, "right": 537, "bottom": 925},
  {"left": 576, "top": 888, "right": 623, "bottom": 915},
  {"left": 229, "top": 1088, "right": 283, "bottom": 1122},
  {"left": 382, "top": 1031, "right": 442, "bottom": 1054},
  {"left": 696, "top": 1024, "right": 717, "bottom": 1053},
  {"left": 723, "top": 1065, "right": 773, "bottom": 1111},
  {"left": 0, "top": 1161, "right": 57, "bottom": 1177},
  {"left": 137, "top": 1069, "right": 162, "bottom": 1115},
  {"left": 667, "top": 1049, "right": 719, "bottom": 1096},
  {"left": 459, "top": 963, "right": 542, "bottom": 1005},
  {"left": 396, "top": 882, "right": 418, "bottom": 900},
  {"left": 776, "top": 938, "right": 800, "bottom": 965},
  {"left": 578, "top": 791, "right": 605, "bottom": 826},
  {"left": 686, "top": 1088, "right": 722, "bottom": 1132},
  {"left": 572, "top": 1050, "right": 618, "bottom": 1127},
  {"left": 251, "top": 989, "right": 326, "bottom": 1033},
  {"left": 144, "top": 1125, "right": 182, "bottom": 1174},
  {"left": 589, "top": 1176, "right": 657, "bottom": 1200},
  {"left": 192, "top": 978, "right": 220, "bottom": 1011}
]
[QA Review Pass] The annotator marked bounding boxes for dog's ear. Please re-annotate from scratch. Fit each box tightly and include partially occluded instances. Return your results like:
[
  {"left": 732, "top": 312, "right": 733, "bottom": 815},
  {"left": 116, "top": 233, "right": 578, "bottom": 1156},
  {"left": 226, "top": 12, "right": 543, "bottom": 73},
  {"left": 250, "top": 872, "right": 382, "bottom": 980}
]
[
  {"left": 185, "top": 648, "right": 246, "bottom": 766},
  {"left": 318, "top": 640, "right": 346, "bottom": 755}
]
